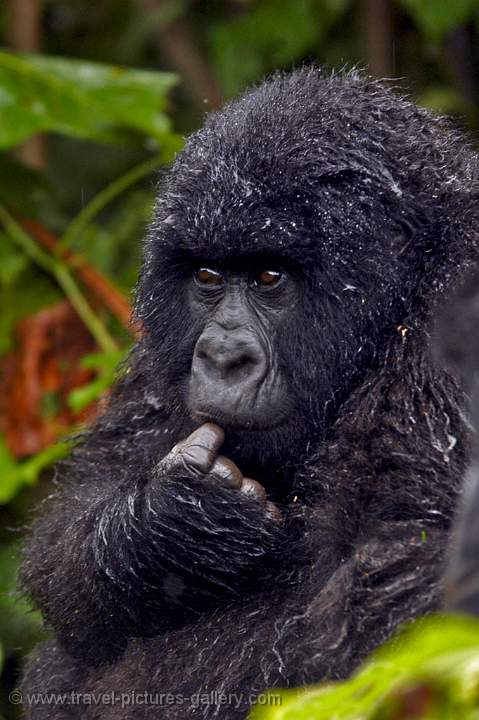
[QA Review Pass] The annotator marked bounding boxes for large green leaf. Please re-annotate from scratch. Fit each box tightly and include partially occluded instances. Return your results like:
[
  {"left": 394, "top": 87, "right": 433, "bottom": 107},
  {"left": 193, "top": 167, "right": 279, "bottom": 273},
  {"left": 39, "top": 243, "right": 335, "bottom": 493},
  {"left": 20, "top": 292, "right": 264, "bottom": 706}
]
[
  {"left": 249, "top": 615, "right": 479, "bottom": 719},
  {"left": 0, "top": 51, "right": 178, "bottom": 148}
]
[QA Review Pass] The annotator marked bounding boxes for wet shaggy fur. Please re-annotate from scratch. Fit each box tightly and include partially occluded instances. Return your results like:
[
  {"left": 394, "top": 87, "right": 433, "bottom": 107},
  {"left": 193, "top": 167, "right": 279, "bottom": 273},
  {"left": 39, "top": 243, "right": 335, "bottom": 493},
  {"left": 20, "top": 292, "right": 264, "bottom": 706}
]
[{"left": 21, "top": 68, "right": 479, "bottom": 719}]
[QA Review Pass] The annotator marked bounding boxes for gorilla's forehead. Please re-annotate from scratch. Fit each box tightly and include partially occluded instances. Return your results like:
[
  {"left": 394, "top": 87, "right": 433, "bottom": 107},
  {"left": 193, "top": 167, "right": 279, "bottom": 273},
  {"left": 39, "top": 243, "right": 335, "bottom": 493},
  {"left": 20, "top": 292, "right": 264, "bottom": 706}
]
[
  {"left": 146, "top": 66, "right": 476, "bottom": 282},
  {"left": 152, "top": 70, "right": 455, "bottom": 263},
  {"left": 154, "top": 161, "right": 407, "bottom": 269},
  {"left": 170, "top": 68, "right": 445, "bottom": 199}
]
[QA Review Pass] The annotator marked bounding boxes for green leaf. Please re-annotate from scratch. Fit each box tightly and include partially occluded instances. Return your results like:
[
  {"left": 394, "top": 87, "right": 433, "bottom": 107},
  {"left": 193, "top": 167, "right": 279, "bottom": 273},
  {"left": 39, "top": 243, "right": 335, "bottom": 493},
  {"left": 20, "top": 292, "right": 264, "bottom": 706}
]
[
  {"left": 78, "top": 349, "right": 126, "bottom": 370},
  {"left": 0, "top": 436, "right": 25, "bottom": 504},
  {"left": 68, "top": 348, "right": 128, "bottom": 412},
  {"left": 0, "top": 435, "right": 72, "bottom": 504},
  {"left": 248, "top": 615, "right": 479, "bottom": 719},
  {"left": 399, "top": 0, "right": 479, "bottom": 43},
  {"left": 0, "top": 51, "right": 178, "bottom": 148}
]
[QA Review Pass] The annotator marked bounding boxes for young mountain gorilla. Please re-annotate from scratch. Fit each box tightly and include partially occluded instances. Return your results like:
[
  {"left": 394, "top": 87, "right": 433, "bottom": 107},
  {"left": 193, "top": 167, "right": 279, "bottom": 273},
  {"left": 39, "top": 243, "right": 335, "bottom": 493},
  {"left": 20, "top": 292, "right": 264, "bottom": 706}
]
[{"left": 21, "top": 68, "right": 479, "bottom": 719}]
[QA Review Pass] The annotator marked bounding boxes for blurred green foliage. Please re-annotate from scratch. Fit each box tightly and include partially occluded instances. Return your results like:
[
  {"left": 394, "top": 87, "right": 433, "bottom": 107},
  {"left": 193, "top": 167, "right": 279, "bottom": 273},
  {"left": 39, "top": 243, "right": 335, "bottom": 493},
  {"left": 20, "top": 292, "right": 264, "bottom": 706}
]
[
  {"left": 0, "top": 51, "right": 177, "bottom": 147},
  {"left": 209, "top": 0, "right": 349, "bottom": 96},
  {"left": 0, "top": 50, "right": 179, "bottom": 498},
  {"left": 399, "top": 0, "right": 479, "bottom": 42},
  {"left": 249, "top": 615, "right": 479, "bottom": 719},
  {"left": 1, "top": 1, "right": 479, "bottom": 718}
]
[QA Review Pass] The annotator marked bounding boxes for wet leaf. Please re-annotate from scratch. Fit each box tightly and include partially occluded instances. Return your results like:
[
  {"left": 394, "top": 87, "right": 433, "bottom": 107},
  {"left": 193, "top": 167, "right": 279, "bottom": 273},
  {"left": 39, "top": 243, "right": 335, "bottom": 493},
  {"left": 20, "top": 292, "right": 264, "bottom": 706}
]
[{"left": 0, "top": 51, "right": 178, "bottom": 148}]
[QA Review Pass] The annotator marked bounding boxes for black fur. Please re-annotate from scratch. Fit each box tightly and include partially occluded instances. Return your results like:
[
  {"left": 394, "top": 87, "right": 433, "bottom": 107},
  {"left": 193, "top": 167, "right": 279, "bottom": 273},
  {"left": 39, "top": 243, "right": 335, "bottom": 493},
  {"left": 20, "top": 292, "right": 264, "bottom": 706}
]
[{"left": 21, "top": 68, "right": 479, "bottom": 719}]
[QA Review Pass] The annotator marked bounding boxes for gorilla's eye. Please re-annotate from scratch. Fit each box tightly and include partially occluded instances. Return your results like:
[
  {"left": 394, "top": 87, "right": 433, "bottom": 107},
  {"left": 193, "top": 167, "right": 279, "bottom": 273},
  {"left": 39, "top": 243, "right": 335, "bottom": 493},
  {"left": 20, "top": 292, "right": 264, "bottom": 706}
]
[
  {"left": 194, "top": 267, "right": 224, "bottom": 287},
  {"left": 255, "top": 270, "right": 284, "bottom": 288}
]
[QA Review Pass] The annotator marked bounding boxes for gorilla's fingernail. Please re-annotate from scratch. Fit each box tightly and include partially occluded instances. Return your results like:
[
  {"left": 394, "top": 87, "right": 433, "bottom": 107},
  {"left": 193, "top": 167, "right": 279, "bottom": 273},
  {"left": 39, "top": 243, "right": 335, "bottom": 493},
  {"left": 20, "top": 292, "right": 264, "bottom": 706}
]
[
  {"left": 240, "top": 478, "right": 267, "bottom": 501},
  {"left": 180, "top": 424, "right": 225, "bottom": 472}
]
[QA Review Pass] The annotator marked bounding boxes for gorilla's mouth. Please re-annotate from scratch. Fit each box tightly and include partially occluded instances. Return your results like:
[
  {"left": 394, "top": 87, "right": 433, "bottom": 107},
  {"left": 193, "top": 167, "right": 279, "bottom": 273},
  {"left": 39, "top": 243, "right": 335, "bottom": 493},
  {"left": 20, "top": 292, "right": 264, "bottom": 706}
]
[
  {"left": 190, "top": 405, "right": 289, "bottom": 432},
  {"left": 187, "top": 359, "right": 292, "bottom": 432}
]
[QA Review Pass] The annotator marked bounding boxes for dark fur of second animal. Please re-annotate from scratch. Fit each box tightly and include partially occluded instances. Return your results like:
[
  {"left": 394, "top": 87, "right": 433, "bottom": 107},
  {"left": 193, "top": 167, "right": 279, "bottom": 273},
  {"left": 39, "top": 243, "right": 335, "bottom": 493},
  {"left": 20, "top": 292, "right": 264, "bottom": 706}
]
[{"left": 21, "top": 68, "right": 479, "bottom": 719}]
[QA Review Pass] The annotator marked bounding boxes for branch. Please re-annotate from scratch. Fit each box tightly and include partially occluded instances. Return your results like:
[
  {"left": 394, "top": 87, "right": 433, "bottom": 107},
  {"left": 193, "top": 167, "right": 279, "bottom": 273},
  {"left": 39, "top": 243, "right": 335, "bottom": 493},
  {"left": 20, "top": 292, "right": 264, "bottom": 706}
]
[
  {"left": 359, "top": 0, "right": 395, "bottom": 78},
  {"left": 58, "top": 153, "right": 165, "bottom": 254},
  {"left": 0, "top": 205, "right": 118, "bottom": 354},
  {"left": 20, "top": 218, "right": 134, "bottom": 330}
]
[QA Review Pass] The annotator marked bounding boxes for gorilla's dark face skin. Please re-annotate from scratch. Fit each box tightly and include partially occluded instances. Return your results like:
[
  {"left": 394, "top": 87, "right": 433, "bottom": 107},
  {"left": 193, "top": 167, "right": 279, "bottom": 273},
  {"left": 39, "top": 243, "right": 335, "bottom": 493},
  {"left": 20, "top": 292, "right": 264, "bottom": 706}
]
[{"left": 188, "top": 261, "right": 297, "bottom": 431}]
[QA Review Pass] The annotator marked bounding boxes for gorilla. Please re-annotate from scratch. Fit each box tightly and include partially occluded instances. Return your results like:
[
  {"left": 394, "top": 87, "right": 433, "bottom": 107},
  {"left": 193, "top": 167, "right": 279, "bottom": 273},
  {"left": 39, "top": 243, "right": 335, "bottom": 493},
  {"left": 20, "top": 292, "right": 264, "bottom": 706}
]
[{"left": 20, "top": 68, "right": 479, "bottom": 719}]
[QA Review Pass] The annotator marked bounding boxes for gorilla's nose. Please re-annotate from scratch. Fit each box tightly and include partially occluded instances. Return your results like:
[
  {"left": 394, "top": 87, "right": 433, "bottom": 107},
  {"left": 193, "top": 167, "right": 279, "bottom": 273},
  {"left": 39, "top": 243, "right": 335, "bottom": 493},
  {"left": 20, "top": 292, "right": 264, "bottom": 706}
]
[{"left": 192, "top": 330, "right": 266, "bottom": 387}]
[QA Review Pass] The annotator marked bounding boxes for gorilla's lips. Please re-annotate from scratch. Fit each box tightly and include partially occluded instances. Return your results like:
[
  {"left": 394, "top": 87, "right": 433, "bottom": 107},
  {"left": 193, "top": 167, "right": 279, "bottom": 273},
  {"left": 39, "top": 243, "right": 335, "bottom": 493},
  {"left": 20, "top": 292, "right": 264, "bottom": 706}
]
[{"left": 188, "top": 400, "right": 289, "bottom": 432}]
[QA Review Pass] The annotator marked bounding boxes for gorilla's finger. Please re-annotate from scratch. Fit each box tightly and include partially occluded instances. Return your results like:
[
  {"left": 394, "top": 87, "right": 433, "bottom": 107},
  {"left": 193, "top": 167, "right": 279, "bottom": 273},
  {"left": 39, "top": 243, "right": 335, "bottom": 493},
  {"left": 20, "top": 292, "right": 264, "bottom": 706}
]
[
  {"left": 209, "top": 456, "right": 243, "bottom": 489},
  {"left": 240, "top": 478, "right": 267, "bottom": 501},
  {"left": 172, "top": 423, "right": 225, "bottom": 475}
]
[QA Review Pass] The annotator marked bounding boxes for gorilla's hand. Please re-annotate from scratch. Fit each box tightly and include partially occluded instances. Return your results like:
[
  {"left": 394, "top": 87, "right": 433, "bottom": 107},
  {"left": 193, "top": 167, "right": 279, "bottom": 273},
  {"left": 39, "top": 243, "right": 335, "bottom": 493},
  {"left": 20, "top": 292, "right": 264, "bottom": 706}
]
[
  {"left": 156, "top": 423, "right": 281, "bottom": 521},
  {"left": 148, "top": 423, "right": 283, "bottom": 594}
]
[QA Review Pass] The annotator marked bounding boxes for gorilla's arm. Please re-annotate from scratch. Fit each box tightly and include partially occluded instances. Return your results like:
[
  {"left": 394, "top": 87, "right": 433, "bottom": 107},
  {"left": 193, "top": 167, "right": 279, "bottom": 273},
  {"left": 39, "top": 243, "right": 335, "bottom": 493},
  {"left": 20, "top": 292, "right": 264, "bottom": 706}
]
[
  {"left": 78, "top": 517, "right": 446, "bottom": 720},
  {"left": 21, "top": 422, "right": 284, "bottom": 666},
  {"left": 290, "top": 518, "right": 446, "bottom": 683}
]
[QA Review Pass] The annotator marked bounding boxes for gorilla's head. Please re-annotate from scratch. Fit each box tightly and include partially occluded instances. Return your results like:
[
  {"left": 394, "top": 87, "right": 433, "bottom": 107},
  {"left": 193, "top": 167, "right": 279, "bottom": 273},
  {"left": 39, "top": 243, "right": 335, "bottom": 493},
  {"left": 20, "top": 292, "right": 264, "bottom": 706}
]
[{"left": 136, "top": 68, "right": 477, "bottom": 470}]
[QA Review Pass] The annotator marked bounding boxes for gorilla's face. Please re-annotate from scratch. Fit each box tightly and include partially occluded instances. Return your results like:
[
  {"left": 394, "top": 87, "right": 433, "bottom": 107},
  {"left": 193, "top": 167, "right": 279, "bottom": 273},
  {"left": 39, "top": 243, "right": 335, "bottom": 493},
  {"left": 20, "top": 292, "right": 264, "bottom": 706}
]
[
  {"left": 135, "top": 67, "right": 463, "bottom": 478},
  {"left": 187, "top": 259, "right": 299, "bottom": 431}
]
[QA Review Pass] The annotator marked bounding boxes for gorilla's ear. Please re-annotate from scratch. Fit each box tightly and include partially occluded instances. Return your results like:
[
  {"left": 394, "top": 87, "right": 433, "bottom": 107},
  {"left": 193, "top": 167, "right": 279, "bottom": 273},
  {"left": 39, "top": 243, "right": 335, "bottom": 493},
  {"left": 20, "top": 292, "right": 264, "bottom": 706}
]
[{"left": 441, "top": 267, "right": 479, "bottom": 614}]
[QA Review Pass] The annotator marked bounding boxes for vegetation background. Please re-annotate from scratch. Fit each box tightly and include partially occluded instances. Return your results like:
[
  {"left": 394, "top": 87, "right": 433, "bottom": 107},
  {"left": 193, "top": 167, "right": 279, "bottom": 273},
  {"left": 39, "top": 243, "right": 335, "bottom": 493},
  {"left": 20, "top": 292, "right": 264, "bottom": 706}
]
[{"left": 1, "top": 1, "right": 479, "bottom": 718}]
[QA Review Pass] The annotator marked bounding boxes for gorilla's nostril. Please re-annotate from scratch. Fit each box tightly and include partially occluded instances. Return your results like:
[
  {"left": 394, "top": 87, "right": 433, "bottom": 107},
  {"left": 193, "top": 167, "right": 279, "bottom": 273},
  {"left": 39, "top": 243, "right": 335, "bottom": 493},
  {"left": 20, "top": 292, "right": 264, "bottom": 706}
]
[{"left": 230, "top": 354, "right": 253, "bottom": 370}]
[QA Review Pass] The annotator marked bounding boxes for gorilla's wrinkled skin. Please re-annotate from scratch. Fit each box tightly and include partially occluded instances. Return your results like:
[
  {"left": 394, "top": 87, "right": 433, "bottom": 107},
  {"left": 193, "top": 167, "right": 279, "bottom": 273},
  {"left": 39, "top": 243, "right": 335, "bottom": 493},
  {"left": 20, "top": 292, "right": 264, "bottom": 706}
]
[{"left": 21, "top": 69, "right": 479, "bottom": 719}]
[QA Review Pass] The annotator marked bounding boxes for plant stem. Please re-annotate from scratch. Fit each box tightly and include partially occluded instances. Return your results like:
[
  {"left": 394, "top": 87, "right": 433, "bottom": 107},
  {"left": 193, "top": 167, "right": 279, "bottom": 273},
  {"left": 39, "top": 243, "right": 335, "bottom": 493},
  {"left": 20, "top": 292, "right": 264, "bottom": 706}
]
[
  {"left": 0, "top": 204, "right": 118, "bottom": 354},
  {"left": 59, "top": 152, "right": 164, "bottom": 253},
  {"left": 56, "top": 266, "right": 119, "bottom": 353}
]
